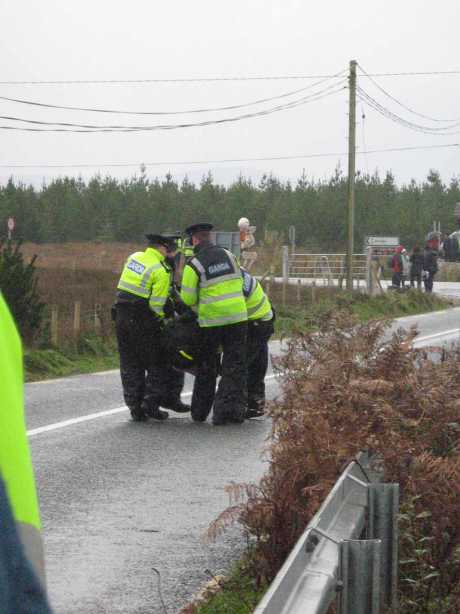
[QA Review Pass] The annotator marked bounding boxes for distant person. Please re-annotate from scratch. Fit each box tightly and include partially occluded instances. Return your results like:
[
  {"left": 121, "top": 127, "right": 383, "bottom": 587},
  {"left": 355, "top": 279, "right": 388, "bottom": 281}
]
[
  {"left": 0, "top": 291, "right": 52, "bottom": 613},
  {"left": 450, "top": 232, "right": 460, "bottom": 262},
  {"left": 423, "top": 244, "right": 438, "bottom": 293},
  {"left": 401, "top": 248, "right": 410, "bottom": 287},
  {"left": 441, "top": 233, "right": 452, "bottom": 262},
  {"left": 390, "top": 246, "right": 404, "bottom": 288},
  {"left": 113, "top": 233, "right": 175, "bottom": 422},
  {"left": 409, "top": 245, "right": 424, "bottom": 290}
]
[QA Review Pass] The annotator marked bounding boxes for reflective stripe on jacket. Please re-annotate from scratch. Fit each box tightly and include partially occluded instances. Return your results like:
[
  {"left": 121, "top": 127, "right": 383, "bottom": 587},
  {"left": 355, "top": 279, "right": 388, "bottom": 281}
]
[
  {"left": 180, "top": 242, "right": 247, "bottom": 328},
  {"left": 0, "top": 292, "right": 46, "bottom": 589},
  {"left": 117, "top": 247, "right": 171, "bottom": 317},
  {"left": 241, "top": 269, "right": 273, "bottom": 321}
]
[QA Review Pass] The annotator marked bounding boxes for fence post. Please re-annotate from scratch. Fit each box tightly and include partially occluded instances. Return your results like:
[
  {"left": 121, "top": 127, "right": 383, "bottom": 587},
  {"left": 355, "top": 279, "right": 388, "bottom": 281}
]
[
  {"left": 51, "top": 305, "right": 59, "bottom": 347},
  {"left": 296, "top": 279, "right": 301, "bottom": 304},
  {"left": 338, "top": 539, "right": 381, "bottom": 614},
  {"left": 73, "top": 301, "right": 81, "bottom": 340},
  {"left": 366, "top": 246, "right": 373, "bottom": 294},
  {"left": 94, "top": 304, "right": 101, "bottom": 332},
  {"left": 311, "top": 281, "right": 316, "bottom": 303},
  {"left": 368, "top": 483, "right": 399, "bottom": 610}
]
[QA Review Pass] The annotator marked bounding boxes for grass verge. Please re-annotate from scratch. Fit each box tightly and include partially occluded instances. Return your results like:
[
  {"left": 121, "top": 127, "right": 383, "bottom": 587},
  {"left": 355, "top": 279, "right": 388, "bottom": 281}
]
[
  {"left": 24, "top": 335, "right": 118, "bottom": 382},
  {"left": 274, "top": 288, "right": 451, "bottom": 337},
  {"left": 180, "top": 559, "right": 266, "bottom": 614}
]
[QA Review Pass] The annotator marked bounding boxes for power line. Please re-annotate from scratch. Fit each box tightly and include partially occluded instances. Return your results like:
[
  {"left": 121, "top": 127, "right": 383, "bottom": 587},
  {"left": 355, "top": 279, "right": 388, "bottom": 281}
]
[
  {"left": 357, "top": 63, "right": 460, "bottom": 123},
  {"left": 1, "top": 69, "right": 460, "bottom": 86},
  {"left": 358, "top": 87, "right": 460, "bottom": 135},
  {"left": 0, "top": 82, "right": 347, "bottom": 132},
  {"left": 0, "top": 143, "right": 457, "bottom": 169},
  {"left": 0, "top": 72, "right": 346, "bottom": 116}
]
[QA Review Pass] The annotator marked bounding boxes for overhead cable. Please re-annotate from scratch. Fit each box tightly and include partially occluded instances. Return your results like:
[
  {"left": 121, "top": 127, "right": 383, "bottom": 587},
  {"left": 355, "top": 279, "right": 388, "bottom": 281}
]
[
  {"left": 358, "top": 63, "right": 460, "bottom": 123},
  {"left": 0, "top": 72, "right": 347, "bottom": 115},
  {"left": 1, "top": 143, "right": 458, "bottom": 169},
  {"left": 358, "top": 87, "right": 460, "bottom": 135},
  {"left": 0, "top": 82, "right": 347, "bottom": 132},
  {"left": 1, "top": 69, "right": 460, "bottom": 86}
]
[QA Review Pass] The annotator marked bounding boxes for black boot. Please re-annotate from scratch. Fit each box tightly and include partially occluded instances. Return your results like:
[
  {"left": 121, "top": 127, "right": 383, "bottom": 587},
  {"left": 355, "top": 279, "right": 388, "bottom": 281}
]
[
  {"left": 142, "top": 402, "right": 169, "bottom": 420},
  {"left": 129, "top": 405, "right": 148, "bottom": 422},
  {"left": 169, "top": 400, "right": 191, "bottom": 413}
]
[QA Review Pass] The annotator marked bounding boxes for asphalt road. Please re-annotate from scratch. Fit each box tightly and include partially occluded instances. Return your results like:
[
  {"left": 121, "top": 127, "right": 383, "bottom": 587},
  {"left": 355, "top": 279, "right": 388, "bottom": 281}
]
[{"left": 26, "top": 309, "right": 460, "bottom": 613}]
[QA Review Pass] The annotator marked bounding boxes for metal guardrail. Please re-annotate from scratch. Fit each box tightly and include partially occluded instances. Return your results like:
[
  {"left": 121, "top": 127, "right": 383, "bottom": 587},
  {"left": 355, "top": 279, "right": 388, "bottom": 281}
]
[
  {"left": 288, "top": 253, "right": 367, "bottom": 282},
  {"left": 254, "top": 453, "right": 399, "bottom": 614}
]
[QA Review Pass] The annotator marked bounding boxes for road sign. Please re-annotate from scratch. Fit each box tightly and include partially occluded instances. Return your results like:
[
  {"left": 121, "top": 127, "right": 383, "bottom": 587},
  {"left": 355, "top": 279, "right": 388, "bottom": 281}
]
[{"left": 366, "top": 236, "right": 399, "bottom": 247}]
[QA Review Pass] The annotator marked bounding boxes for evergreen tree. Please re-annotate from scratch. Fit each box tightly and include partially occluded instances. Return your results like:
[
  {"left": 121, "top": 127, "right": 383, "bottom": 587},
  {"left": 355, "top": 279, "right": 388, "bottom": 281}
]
[{"left": 0, "top": 239, "right": 45, "bottom": 341}]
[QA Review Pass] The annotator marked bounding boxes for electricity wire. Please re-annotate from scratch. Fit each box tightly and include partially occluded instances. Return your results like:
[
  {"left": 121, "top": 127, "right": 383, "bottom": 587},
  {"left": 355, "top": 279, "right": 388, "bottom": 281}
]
[
  {"left": 1, "top": 143, "right": 457, "bottom": 169},
  {"left": 0, "top": 82, "right": 347, "bottom": 132},
  {"left": 358, "top": 87, "right": 460, "bottom": 135},
  {"left": 1, "top": 69, "right": 460, "bottom": 85},
  {"left": 0, "top": 71, "right": 347, "bottom": 116},
  {"left": 358, "top": 63, "right": 460, "bottom": 123}
]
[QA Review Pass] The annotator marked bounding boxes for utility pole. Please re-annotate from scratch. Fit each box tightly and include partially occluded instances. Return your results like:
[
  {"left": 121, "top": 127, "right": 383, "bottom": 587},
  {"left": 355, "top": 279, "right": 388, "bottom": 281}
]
[{"left": 346, "top": 60, "right": 357, "bottom": 290}]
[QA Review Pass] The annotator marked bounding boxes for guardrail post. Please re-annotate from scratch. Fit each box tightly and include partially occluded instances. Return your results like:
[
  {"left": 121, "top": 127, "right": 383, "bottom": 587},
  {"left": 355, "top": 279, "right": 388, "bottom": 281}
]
[
  {"left": 368, "top": 483, "right": 399, "bottom": 610},
  {"left": 339, "top": 539, "right": 381, "bottom": 614}
]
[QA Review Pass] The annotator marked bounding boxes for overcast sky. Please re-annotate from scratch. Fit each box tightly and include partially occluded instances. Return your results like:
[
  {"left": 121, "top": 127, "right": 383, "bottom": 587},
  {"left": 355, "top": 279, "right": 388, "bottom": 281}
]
[{"left": 1, "top": 0, "right": 460, "bottom": 187}]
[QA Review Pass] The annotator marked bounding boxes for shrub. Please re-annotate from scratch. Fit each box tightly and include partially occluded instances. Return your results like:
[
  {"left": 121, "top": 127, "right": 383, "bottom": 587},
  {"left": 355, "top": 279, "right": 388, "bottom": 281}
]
[
  {"left": 209, "top": 310, "right": 460, "bottom": 609},
  {"left": 0, "top": 239, "right": 45, "bottom": 341}
]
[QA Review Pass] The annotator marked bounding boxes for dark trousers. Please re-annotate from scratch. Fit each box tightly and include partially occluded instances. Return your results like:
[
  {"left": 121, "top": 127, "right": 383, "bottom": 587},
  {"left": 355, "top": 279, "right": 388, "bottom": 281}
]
[
  {"left": 191, "top": 322, "right": 247, "bottom": 422},
  {"left": 424, "top": 272, "right": 435, "bottom": 293},
  {"left": 115, "top": 305, "right": 165, "bottom": 411},
  {"left": 410, "top": 272, "right": 422, "bottom": 289},
  {"left": 247, "top": 319, "right": 274, "bottom": 410},
  {"left": 148, "top": 365, "right": 185, "bottom": 409},
  {"left": 392, "top": 272, "right": 403, "bottom": 287}
]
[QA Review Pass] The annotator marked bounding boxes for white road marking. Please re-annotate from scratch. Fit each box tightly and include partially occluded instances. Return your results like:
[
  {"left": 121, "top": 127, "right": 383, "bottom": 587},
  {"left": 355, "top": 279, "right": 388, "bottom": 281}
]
[
  {"left": 413, "top": 329, "right": 460, "bottom": 346},
  {"left": 27, "top": 374, "right": 279, "bottom": 438}
]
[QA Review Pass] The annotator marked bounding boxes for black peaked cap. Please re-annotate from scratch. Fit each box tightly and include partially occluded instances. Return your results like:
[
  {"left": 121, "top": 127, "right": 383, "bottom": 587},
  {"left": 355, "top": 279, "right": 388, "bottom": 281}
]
[
  {"left": 184, "top": 223, "right": 214, "bottom": 236},
  {"left": 145, "top": 234, "right": 174, "bottom": 248}
]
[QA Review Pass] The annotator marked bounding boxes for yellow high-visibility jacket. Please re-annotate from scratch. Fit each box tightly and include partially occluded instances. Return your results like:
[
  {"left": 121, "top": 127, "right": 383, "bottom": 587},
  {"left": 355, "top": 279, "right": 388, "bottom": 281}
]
[{"left": 0, "top": 292, "right": 46, "bottom": 588}]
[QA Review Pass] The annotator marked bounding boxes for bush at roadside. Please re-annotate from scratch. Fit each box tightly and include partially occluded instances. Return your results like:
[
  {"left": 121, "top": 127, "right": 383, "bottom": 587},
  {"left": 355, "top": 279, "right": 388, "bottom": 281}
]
[{"left": 207, "top": 311, "right": 460, "bottom": 613}]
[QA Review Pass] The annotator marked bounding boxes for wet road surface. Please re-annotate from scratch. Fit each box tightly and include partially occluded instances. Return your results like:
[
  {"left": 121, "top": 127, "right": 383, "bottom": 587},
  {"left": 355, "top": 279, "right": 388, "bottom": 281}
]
[{"left": 26, "top": 310, "right": 460, "bottom": 613}]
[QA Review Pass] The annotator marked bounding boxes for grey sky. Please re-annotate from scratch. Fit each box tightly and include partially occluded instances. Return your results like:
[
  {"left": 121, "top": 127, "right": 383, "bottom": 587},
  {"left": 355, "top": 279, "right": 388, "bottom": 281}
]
[{"left": 1, "top": 0, "right": 460, "bottom": 187}]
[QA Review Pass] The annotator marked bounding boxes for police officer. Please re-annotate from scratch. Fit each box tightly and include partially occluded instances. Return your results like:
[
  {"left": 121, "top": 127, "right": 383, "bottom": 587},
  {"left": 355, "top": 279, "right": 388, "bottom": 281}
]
[
  {"left": 0, "top": 291, "right": 52, "bottom": 612},
  {"left": 241, "top": 268, "right": 275, "bottom": 418},
  {"left": 114, "top": 234, "right": 174, "bottom": 421},
  {"left": 180, "top": 223, "right": 248, "bottom": 425},
  {"left": 146, "top": 235, "right": 190, "bottom": 415}
]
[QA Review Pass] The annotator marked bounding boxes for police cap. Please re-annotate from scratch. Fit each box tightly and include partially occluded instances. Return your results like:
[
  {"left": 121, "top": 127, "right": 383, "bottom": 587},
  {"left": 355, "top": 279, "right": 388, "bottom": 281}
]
[
  {"left": 145, "top": 233, "right": 174, "bottom": 248},
  {"left": 184, "top": 223, "right": 214, "bottom": 236}
]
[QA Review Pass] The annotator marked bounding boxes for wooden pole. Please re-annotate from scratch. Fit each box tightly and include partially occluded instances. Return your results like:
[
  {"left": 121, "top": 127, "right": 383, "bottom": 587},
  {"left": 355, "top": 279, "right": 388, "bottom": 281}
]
[
  {"left": 73, "top": 301, "right": 81, "bottom": 339},
  {"left": 346, "top": 60, "right": 357, "bottom": 290},
  {"left": 94, "top": 304, "right": 101, "bottom": 331},
  {"left": 51, "top": 305, "right": 59, "bottom": 347}
]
